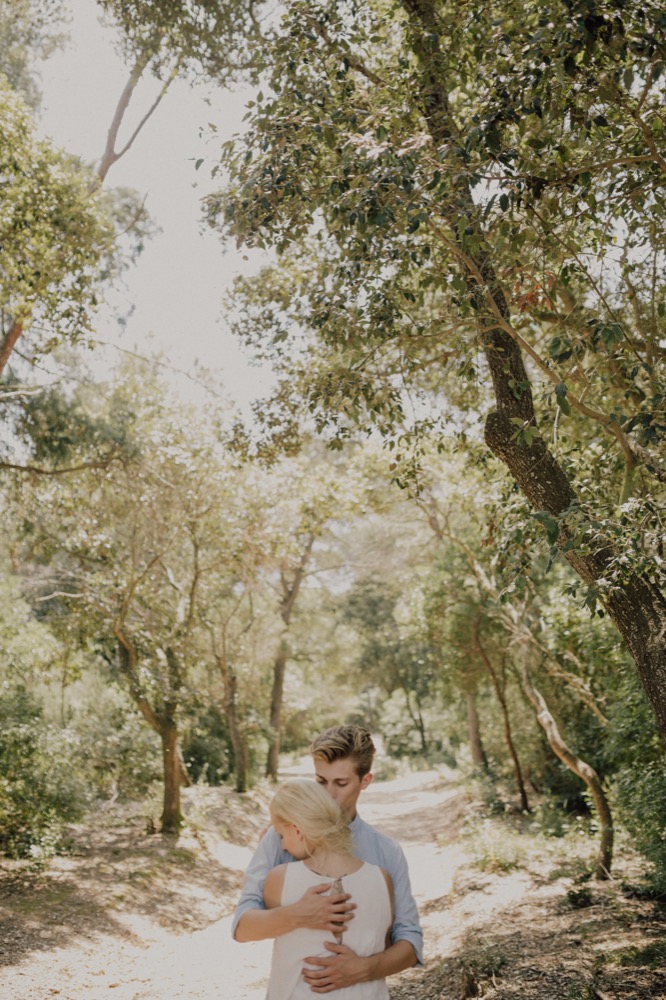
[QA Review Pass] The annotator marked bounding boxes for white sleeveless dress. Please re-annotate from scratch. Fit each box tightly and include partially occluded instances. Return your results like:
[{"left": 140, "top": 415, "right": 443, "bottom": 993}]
[{"left": 266, "top": 861, "right": 392, "bottom": 999}]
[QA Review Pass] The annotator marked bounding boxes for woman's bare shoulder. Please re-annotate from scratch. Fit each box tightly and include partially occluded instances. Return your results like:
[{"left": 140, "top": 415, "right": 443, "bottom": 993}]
[{"left": 263, "top": 863, "right": 288, "bottom": 908}]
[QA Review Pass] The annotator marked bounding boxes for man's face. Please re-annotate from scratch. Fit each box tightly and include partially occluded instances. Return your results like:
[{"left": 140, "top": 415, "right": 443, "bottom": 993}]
[{"left": 313, "top": 756, "right": 372, "bottom": 823}]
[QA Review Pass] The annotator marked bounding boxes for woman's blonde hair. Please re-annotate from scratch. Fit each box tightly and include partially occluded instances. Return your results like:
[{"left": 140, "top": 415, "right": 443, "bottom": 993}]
[{"left": 271, "top": 779, "right": 352, "bottom": 854}]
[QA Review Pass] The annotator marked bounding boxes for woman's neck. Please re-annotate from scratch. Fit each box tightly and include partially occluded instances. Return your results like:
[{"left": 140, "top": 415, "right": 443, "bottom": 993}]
[{"left": 304, "top": 847, "right": 362, "bottom": 878}]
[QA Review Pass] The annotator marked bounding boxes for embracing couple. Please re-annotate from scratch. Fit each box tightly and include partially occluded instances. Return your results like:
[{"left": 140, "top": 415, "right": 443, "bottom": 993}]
[{"left": 233, "top": 725, "right": 423, "bottom": 998}]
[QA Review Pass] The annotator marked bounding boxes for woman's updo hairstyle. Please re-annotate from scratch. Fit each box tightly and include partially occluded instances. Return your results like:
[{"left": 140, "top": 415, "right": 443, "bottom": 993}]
[{"left": 271, "top": 779, "right": 352, "bottom": 854}]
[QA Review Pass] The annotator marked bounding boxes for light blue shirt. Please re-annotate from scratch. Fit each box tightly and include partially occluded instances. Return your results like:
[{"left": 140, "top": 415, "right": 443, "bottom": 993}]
[{"left": 232, "top": 812, "right": 423, "bottom": 965}]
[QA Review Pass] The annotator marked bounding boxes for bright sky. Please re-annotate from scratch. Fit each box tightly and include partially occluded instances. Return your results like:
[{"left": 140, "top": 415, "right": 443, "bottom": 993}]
[{"left": 37, "top": 0, "right": 273, "bottom": 412}]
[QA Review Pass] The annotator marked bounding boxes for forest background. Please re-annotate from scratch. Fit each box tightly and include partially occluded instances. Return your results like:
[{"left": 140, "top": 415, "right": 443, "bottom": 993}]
[{"left": 1, "top": 0, "right": 666, "bottom": 943}]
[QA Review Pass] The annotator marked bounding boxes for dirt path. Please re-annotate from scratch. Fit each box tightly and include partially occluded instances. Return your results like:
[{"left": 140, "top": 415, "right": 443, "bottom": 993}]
[{"left": 2, "top": 766, "right": 665, "bottom": 999}]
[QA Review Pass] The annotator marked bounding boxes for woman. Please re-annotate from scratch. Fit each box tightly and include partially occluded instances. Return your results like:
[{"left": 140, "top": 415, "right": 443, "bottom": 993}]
[{"left": 264, "top": 779, "right": 394, "bottom": 999}]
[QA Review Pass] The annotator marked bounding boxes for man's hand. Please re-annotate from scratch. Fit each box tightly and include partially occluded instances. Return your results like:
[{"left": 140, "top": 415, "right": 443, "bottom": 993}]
[
  {"left": 302, "top": 942, "right": 376, "bottom": 993},
  {"left": 293, "top": 884, "right": 356, "bottom": 934}
]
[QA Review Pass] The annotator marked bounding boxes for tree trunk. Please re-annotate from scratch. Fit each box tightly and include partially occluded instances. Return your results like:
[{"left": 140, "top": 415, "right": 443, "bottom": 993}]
[
  {"left": 522, "top": 669, "right": 613, "bottom": 879},
  {"left": 475, "top": 628, "right": 530, "bottom": 812},
  {"left": 401, "top": 0, "right": 666, "bottom": 740},
  {"left": 402, "top": 685, "right": 428, "bottom": 755},
  {"left": 0, "top": 320, "right": 23, "bottom": 378},
  {"left": 265, "top": 535, "right": 315, "bottom": 780},
  {"left": 114, "top": 629, "right": 183, "bottom": 833},
  {"left": 266, "top": 638, "right": 288, "bottom": 781},
  {"left": 160, "top": 716, "right": 183, "bottom": 834},
  {"left": 465, "top": 689, "right": 489, "bottom": 772},
  {"left": 226, "top": 663, "right": 249, "bottom": 794}
]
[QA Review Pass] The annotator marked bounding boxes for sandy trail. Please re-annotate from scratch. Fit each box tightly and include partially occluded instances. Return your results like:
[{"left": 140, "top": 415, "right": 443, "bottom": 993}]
[{"left": 3, "top": 767, "right": 460, "bottom": 999}]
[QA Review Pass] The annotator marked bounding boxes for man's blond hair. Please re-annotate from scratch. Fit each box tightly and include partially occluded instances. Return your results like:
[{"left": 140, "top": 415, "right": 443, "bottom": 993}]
[{"left": 309, "top": 725, "right": 375, "bottom": 778}]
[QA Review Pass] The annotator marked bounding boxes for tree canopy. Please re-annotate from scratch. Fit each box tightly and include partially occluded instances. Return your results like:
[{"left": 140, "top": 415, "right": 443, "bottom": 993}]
[{"left": 211, "top": 0, "right": 666, "bottom": 735}]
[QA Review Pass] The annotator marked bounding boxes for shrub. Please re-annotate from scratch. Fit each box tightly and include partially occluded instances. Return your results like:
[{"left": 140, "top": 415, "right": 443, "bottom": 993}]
[
  {"left": 0, "top": 685, "right": 88, "bottom": 859},
  {"left": 181, "top": 704, "right": 232, "bottom": 785},
  {"left": 604, "top": 666, "right": 666, "bottom": 894},
  {"left": 74, "top": 702, "right": 162, "bottom": 800}
]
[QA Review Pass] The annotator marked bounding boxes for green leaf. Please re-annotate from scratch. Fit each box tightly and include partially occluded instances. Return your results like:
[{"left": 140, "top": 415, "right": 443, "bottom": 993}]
[
  {"left": 564, "top": 55, "right": 577, "bottom": 78},
  {"left": 532, "top": 510, "right": 559, "bottom": 545}
]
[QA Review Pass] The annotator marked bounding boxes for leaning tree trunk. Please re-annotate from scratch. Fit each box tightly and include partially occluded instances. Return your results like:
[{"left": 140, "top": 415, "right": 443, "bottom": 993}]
[
  {"left": 522, "top": 668, "right": 613, "bottom": 879},
  {"left": 401, "top": 0, "right": 666, "bottom": 739}
]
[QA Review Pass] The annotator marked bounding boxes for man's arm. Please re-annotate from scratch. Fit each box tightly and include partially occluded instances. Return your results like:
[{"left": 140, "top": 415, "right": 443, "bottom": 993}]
[
  {"left": 383, "top": 838, "right": 423, "bottom": 964},
  {"left": 232, "top": 826, "right": 284, "bottom": 940},
  {"left": 303, "top": 939, "right": 417, "bottom": 992}
]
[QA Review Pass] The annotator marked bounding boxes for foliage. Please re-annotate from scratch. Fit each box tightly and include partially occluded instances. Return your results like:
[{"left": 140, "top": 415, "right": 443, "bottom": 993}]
[
  {"left": 70, "top": 671, "right": 162, "bottom": 800},
  {"left": 98, "top": 0, "right": 268, "bottom": 82},
  {"left": 605, "top": 664, "right": 666, "bottom": 893},
  {"left": 0, "top": 685, "right": 88, "bottom": 859},
  {"left": 181, "top": 704, "right": 232, "bottom": 785},
  {"left": 0, "top": 0, "right": 68, "bottom": 107},
  {"left": 210, "top": 0, "right": 666, "bottom": 741},
  {"left": 0, "top": 78, "right": 116, "bottom": 359}
]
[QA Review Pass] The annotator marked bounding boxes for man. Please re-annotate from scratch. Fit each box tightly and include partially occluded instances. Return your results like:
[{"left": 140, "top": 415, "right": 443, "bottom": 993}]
[{"left": 232, "top": 725, "right": 423, "bottom": 993}]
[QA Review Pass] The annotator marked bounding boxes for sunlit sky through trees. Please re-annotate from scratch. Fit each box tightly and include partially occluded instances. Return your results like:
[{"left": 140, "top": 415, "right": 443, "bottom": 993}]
[{"left": 36, "top": 0, "right": 273, "bottom": 413}]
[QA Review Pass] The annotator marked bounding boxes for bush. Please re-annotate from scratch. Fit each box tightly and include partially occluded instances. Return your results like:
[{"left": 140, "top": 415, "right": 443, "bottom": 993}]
[
  {"left": 74, "top": 702, "right": 162, "bottom": 800},
  {"left": 181, "top": 704, "right": 232, "bottom": 785},
  {"left": 0, "top": 685, "right": 88, "bottom": 859},
  {"left": 604, "top": 665, "right": 666, "bottom": 894}
]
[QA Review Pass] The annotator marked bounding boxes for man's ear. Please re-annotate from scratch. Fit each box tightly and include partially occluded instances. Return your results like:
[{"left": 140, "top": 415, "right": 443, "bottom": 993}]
[{"left": 361, "top": 772, "right": 373, "bottom": 791}]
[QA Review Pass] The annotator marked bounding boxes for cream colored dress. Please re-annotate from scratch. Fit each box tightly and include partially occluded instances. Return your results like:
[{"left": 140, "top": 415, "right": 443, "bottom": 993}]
[{"left": 265, "top": 861, "right": 391, "bottom": 999}]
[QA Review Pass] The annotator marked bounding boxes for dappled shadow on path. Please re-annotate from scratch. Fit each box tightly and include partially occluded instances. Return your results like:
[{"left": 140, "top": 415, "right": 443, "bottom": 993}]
[
  {"left": 0, "top": 791, "right": 253, "bottom": 969},
  {"left": 389, "top": 854, "right": 666, "bottom": 1000}
]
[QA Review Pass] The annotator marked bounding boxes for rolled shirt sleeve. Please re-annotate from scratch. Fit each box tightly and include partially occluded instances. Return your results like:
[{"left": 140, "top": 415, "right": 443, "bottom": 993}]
[
  {"left": 350, "top": 815, "right": 423, "bottom": 966},
  {"left": 231, "top": 827, "right": 291, "bottom": 939}
]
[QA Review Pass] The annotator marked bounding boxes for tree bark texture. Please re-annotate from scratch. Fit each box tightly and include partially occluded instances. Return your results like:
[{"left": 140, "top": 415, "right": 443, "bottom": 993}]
[
  {"left": 266, "top": 638, "right": 288, "bottom": 781},
  {"left": 224, "top": 661, "right": 249, "bottom": 793},
  {"left": 465, "top": 689, "right": 489, "bottom": 772},
  {"left": 115, "top": 628, "right": 183, "bottom": 833},
  {"left": 0, "top": 320, "right": 23, "bottom": 378},
  {"left": 160, "top": 717, "right": 184, "bottom": 834},
  {"left": 265, "top": 535, "right": 315, "bottom": 781},
  {"left": 522, "top": 669, "right": 613, "bottom": 879},
  {"left": 401, "top": 0, "right": 666, "bottom": 740}
]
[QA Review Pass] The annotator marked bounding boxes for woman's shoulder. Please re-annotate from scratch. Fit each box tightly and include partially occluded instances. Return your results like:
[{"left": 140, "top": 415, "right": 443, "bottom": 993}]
[
  {"left": 263, "top": 862, "right": 290, "bottom": 908},
  {"left": 355, "top": 860, "right": 394, "bottom": 889}
]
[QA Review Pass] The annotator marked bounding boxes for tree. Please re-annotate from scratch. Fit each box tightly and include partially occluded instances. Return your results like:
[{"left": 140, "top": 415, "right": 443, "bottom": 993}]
[
  {"left": 418, "top": 469, "right": 616, "bottom": 873},
  {"left": 260, "top": 445, "right": 382, "bottom": 778},
  {"left": 0, "top": 0, "right": 266, "bottom": 376},
  {"left": 0, "top": 0, "right": 68, "bottom": 108},
  {"left": 212, "top": 0, "right": 666, "bottom": 737},
  {"left": 342, "top": 578, "right": 437, "bottom": 756},
  {"left": 8, "top": 361, "right": 245, "bottom": 831},
  {"left": 0, "top": 79, "right": 115, "bottom": 376}
]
